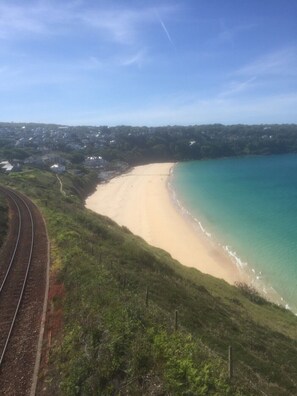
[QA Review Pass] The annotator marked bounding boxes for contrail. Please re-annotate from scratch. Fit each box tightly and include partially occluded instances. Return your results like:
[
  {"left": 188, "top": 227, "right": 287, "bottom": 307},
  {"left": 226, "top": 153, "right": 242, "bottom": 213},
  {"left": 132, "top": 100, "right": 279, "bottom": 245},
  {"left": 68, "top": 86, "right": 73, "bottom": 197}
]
[{"left": 155, "top": 10, "right": 174, "bottom": 46}]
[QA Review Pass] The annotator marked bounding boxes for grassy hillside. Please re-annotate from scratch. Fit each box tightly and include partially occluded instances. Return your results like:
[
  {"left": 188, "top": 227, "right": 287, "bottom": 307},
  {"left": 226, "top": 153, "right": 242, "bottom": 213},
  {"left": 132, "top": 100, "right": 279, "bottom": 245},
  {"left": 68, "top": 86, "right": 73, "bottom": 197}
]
[{"left": 1, "top": 169, "right": 297, "bottom": 395}]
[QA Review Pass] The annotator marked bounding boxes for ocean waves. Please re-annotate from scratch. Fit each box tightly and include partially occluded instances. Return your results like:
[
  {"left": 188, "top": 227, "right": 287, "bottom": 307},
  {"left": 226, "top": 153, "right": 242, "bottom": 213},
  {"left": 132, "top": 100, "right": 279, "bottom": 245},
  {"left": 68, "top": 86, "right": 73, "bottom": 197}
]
[{"left": 171, "top": 155, "right": 297, "bottom": 314}]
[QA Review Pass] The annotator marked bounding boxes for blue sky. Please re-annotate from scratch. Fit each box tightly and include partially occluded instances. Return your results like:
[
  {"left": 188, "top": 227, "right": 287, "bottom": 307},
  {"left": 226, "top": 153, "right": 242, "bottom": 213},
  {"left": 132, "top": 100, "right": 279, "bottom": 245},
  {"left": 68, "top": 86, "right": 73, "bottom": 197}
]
[{"left": 0, "top": 0, "right": 296, "bottom": 126}]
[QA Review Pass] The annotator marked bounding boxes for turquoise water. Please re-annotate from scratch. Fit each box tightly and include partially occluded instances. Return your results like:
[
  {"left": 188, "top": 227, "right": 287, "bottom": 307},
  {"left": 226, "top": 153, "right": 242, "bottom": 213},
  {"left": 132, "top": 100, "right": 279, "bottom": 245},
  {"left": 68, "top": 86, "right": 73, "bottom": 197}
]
[{"left": 172, "top": 154, "right": 297, "bottom": 313}]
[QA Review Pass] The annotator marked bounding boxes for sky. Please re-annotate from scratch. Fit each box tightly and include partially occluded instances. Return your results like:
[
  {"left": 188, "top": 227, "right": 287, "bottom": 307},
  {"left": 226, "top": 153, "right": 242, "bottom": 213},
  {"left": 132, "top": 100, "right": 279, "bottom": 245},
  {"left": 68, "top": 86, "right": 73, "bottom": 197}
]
[{"left": 0, "top": 0, "right": 296, "bottom": 126}]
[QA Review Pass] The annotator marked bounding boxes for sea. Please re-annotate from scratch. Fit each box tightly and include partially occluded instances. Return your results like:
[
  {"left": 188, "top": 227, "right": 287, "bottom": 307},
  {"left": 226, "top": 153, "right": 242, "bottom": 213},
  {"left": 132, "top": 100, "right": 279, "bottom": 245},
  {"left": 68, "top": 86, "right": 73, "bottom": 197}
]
[{"left": 171, "top": 153, "right": 297, "bottom": 314}]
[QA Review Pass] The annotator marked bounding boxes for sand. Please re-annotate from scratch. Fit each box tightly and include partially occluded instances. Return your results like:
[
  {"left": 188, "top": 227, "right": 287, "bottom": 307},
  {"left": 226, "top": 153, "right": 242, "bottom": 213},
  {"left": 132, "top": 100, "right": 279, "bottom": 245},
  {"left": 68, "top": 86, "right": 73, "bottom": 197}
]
[{"left": 85, "top": 163, "right": 244, "bottom": 284}]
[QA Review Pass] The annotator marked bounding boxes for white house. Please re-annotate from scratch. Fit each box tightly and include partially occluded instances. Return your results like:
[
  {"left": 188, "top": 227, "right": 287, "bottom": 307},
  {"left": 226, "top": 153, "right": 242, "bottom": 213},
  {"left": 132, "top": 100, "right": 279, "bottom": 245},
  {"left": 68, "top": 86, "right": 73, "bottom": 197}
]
[
  {"left": 0, "top": 161, "right": 13, "bottom": 172},
  {"left": 50, "top": 164, "right": 66, "bottom": 174}
]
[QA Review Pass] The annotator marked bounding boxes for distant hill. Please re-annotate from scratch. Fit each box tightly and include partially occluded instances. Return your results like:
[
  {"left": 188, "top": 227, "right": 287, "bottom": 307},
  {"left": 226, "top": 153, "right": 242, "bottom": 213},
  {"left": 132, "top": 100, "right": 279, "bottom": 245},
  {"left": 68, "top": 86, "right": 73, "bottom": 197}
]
[{"left": 1, "top": 122, "right": 297, "bottom": 166}]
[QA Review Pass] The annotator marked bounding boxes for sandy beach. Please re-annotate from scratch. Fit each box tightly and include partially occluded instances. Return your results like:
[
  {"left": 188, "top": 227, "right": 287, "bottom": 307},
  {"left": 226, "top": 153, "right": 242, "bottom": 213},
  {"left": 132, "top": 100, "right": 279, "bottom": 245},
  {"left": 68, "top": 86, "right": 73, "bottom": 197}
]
[{"left": 85, "top": 163, "right": 244, "bottom": 284}]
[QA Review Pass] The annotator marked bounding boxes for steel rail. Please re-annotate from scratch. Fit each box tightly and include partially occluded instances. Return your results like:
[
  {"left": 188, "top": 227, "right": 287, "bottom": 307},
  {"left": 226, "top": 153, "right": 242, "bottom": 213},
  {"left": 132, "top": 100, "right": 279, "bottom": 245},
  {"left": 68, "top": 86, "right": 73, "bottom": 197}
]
[{"left": 0, "top": 187, "right": 35, "bottom": 367}]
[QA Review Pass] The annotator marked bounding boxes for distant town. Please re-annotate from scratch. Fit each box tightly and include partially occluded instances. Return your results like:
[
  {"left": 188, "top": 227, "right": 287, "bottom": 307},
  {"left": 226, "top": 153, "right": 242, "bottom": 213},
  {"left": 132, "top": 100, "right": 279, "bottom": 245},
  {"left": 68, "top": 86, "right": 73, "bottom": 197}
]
[{"left": 1, "top": 122, "right": 297, "bottom": 182}]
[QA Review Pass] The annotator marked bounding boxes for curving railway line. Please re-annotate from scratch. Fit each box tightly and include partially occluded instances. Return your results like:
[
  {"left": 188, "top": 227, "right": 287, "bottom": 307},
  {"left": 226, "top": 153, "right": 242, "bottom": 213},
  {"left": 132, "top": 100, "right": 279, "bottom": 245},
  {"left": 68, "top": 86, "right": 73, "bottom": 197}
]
[{"left": 0, "top": 186, "right": 48, "bottom": 395}]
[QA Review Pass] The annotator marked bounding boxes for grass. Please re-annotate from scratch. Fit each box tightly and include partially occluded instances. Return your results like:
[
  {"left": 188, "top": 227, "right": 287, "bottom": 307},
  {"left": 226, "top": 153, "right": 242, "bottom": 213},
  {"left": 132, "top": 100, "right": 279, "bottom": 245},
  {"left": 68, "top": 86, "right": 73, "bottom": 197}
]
[{"left": 0, "top": 167, "right": 297, "bottom": 395}]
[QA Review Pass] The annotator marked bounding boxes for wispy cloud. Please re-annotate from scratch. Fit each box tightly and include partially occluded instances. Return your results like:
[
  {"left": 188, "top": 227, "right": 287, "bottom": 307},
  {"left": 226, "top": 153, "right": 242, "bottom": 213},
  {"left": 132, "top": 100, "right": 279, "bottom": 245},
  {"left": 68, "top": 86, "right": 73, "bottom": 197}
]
[
  {"left": 0, "top": 55, "right": 104, "bottom": 91},
  {"left": 154, "top": 10, "right": 174, "bottom": 47},
  {"left": 76, "top": 56, "right": 104, "bottom": 71},
  {"left": 0, "top": 1, "right": 177, "bottom": 45},
  {"left": 0, "top": 1, "right": 294, "bottom": 126},
  {"left": 0, "top": 1, "right": 177, "bottom": 83},
  {"left": 0, "top": 1, "right": 86, "bottom": 39},
  {"left": 218, "top": 77, "right": 257, "bottom": 98},
  {"left": 121, "top": 50, "right": 147, "bottom": 67},
  {"left": 81, "top": 9, "right": 141, "bottom": 45},
  {"left": 236, "top": 47, "right": 297, "bottom": 77},
  {"left": 0, "top": 3, "right": 48, "bottom": 38},
  {"left": 217, "top": 20, "right": 256, "bottom": 44},
  {"left": 217, "top": 46, "right": 297, "bottom": 102},
  {"left": 65, "top": 92, "right": 297, "bottom": 126},
  {"left": 79, "top": 4, "right": 177, "bottom": 46}
]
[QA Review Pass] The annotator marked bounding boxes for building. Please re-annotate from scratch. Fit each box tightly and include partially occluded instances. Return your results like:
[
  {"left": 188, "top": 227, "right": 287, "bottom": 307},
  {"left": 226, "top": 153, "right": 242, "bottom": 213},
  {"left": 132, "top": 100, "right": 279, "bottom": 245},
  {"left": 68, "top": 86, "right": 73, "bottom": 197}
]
[{"left": 50, "top": 164, "right": 66, "bottom": 174}]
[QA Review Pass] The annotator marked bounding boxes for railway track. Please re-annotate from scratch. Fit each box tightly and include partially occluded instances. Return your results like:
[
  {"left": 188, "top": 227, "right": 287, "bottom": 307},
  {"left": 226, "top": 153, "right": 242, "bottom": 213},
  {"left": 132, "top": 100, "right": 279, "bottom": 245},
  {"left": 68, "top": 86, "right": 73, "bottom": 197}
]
[{"left": 0, "top": 186, "right": 48, "bottom": 395}]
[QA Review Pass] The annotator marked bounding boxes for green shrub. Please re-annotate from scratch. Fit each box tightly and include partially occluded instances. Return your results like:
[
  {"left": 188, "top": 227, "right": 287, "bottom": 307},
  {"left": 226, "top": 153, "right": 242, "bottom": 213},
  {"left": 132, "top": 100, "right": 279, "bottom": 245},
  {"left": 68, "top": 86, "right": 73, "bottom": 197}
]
[
  {"left": 235, "top": 282, "right": 268, "bottom": 305},
  {"left": 152, "top": 330, "right": 231, "bottom": 395}
]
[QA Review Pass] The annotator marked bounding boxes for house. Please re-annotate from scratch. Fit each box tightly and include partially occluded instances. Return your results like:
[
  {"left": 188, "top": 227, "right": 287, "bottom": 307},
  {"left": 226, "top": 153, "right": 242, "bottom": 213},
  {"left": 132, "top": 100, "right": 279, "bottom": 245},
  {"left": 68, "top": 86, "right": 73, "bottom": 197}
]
[
  {"left": 0, "top": 161, "right": 13, "bottom": 172},
  {"left": 0, "top": 160, "right": 22, "bottom": 172},
  {"left": 50, "top": 164, "right": 66, "bottom": 174},
  {"left": 84, "top": 156, "right": 107, "bottom": 168}
]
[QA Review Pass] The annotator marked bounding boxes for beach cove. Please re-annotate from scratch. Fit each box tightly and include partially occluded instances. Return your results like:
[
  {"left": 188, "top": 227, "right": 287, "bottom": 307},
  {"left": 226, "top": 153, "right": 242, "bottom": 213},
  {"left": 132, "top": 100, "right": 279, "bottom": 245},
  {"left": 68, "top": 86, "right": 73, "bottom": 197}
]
[{"left": 85, "top": 163, "right": 245, "bottom": 285}]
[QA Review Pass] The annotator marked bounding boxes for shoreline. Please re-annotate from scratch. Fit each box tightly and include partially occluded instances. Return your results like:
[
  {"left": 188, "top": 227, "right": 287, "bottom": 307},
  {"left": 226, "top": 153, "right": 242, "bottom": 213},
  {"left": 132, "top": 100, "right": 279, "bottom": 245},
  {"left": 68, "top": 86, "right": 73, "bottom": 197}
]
[
  {"left": 85, "top": 163, "right": 246, "bottom": 285},
  {"left": 167, "top": 165, "right": 288, "bottom": 308}
]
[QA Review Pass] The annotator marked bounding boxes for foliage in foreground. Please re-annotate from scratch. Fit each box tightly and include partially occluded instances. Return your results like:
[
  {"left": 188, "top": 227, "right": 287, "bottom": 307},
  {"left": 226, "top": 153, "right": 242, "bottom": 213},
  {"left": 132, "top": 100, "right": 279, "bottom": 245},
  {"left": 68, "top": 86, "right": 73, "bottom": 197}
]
[{"left": 1, "top": 168, "right": 297, "bottom": 395}]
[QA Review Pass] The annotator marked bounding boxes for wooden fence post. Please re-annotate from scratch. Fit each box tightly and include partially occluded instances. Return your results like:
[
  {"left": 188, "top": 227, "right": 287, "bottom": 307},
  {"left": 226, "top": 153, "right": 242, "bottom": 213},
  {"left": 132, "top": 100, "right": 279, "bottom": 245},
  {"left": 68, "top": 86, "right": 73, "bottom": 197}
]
[
  {"left": 174, "top": 310, "right": 178, "bottom": 331},
  {"left": 145, "top": 287, "right": 149, "bottom": 307},
  {"left": 228, "top": 345, "right": 233, "bottom": 380}
]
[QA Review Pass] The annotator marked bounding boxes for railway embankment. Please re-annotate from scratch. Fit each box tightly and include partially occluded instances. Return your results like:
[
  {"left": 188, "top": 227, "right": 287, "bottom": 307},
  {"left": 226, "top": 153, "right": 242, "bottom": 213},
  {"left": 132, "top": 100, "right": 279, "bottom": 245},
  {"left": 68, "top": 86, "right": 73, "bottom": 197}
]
[{"left": 0, "top": 186, "right": 48, "bottom": 395}]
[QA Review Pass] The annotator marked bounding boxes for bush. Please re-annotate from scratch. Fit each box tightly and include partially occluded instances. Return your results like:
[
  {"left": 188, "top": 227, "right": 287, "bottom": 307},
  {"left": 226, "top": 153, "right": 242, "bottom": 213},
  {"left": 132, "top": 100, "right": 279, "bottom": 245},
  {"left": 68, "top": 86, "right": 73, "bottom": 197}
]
[
  {"left": 235, "top": 282, "right": 268, "bottom": 305},
  {"left": 152, "top": 330, "right": 231, "bottom": 395}
]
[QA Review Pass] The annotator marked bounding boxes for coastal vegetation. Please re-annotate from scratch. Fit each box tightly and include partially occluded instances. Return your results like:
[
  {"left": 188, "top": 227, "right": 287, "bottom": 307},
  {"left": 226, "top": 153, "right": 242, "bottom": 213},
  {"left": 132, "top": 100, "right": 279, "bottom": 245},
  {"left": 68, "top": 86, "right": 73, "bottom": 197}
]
[{"left": 0, "top": 167, "right": 297, "bottom": 395}]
